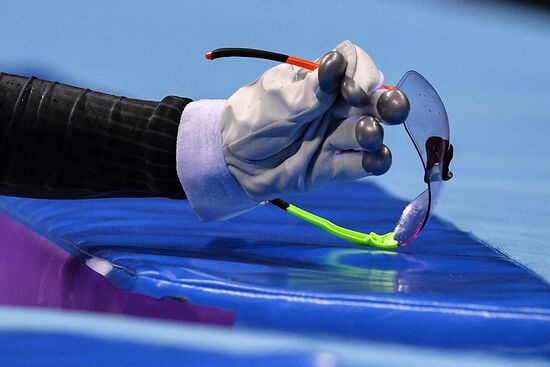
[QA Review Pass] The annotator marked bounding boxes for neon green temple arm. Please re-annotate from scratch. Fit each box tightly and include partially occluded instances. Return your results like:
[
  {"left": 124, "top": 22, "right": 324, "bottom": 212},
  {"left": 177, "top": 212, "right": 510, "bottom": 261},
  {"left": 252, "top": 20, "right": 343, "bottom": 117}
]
[{"left": 269, "top": 199, "right": 398, "bottom": 250}]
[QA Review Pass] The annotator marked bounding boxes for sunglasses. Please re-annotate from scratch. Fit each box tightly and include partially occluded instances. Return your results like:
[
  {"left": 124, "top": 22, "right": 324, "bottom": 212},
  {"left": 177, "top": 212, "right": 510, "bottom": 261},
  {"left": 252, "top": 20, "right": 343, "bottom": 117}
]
[{"left": 207, "top": 48, "right": 453, "bottom": 250}]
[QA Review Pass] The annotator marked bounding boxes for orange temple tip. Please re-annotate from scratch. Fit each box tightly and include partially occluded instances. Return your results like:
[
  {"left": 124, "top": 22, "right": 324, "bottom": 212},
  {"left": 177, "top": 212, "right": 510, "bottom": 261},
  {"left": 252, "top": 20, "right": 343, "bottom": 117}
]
[
  {"left": 205, "top": 52, "right": 212, "bottom": 60},
  {"left": 286, "top": 56, "right": 319, "bottom": 71}
]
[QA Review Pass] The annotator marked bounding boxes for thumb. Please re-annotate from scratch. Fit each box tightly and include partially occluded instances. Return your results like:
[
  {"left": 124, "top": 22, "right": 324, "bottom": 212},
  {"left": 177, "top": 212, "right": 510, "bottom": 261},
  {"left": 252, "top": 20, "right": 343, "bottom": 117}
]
[{"left": 317, "top": 51, "right": 347, "bottom": 93}]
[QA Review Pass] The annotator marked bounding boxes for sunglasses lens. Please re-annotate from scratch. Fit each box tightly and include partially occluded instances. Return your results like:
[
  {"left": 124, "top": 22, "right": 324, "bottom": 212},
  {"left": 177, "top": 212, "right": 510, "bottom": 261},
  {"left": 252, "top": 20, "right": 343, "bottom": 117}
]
[
  {"left": 393, "top": 71, "right": 450, "bottom": 246},
  {"left": 394, "top": 181, "right": 444, "bottom": 245}
]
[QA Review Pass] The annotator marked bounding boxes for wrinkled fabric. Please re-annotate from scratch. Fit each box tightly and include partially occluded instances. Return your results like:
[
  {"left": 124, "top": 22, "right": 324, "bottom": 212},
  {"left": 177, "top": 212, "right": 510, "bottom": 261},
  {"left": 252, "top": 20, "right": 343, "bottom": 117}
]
[{"left": 222, "top": 41, "right": 383, "bottom": 203}]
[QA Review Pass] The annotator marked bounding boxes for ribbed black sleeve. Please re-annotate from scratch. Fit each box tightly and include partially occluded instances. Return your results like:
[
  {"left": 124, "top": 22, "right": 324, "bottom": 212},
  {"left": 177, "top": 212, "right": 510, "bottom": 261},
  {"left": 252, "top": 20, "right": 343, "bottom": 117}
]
[{"left": 0, "top": 72, "right": 191, "bottom": 199}]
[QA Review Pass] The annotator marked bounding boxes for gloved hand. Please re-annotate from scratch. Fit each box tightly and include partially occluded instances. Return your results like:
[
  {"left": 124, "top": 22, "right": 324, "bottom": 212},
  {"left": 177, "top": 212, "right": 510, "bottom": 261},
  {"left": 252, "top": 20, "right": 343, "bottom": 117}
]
[{"left": 177, "top": 40, "right": 410, "bottom": 221}]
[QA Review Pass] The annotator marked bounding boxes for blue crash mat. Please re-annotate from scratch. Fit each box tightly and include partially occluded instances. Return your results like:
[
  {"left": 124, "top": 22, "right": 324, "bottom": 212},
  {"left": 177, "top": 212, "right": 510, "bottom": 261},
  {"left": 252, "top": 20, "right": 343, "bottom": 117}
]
[
  {"left": 5, "top": 306, "right": 548, "bottom": 367},
  {"left": 0, "top": 181, "right": 549, "bottom": 356}
]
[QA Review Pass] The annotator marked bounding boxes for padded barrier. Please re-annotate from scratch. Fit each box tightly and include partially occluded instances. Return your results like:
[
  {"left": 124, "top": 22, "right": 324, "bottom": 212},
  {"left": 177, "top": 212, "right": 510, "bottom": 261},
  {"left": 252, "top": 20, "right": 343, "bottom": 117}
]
[
  {"left": 0, "top": 181, "right": 549, "bottom": 357},
  {"left": 0, "top": 211, "right": 235, "bottom": 325},
  {"left": 4, "top": 306, "right": 549, "bottom": 367}
]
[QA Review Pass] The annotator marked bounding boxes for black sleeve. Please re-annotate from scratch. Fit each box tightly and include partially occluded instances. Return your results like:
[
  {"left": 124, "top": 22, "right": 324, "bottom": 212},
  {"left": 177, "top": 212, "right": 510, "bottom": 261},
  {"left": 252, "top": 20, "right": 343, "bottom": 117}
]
[{"left": 0, "top": 72, "right": 191, "bottom": 199}]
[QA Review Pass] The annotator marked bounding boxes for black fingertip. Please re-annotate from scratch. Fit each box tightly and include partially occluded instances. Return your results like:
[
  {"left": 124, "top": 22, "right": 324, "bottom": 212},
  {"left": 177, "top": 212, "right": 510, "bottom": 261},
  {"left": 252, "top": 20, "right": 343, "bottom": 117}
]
[
  {"left": 356, "top": 116, "right": 384, "bottom": 152},
  {"left": 377, "top": 89, "right": 410, "bottom": 126},
  {"left": 362, "top": 145, "right": 392, "bottom": 176},
  {"left": 341, "top": 77, "right": 370, "bottom": 107},
  {"left": 318, "top": 51, "right": 346, "bottom": 93}
]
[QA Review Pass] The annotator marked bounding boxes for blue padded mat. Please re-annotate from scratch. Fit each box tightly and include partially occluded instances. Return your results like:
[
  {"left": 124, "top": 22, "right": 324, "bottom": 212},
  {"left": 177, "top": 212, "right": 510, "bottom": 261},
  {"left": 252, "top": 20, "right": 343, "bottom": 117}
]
[
  {"left": 1, "top": 181, "right": 549, "bottom": 356},
  {"left": 0, "top": 333, "right": 315, "bottom": 367},
  {"left": 4, "top": 306, "right": 549, "bottom": 367}
]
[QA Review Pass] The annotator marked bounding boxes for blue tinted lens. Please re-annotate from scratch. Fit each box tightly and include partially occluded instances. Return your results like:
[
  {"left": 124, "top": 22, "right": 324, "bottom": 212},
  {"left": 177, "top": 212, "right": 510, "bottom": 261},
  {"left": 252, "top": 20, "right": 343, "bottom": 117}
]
[{"left": 393, "top": 71, "right": 450, "bottom": 246}]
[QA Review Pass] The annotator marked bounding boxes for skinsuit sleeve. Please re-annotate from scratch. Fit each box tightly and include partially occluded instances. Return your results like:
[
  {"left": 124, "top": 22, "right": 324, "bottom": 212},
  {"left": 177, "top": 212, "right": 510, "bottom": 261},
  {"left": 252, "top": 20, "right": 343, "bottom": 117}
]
[{"left": 0, "top": 72, "right": 190, "bottom": 199}]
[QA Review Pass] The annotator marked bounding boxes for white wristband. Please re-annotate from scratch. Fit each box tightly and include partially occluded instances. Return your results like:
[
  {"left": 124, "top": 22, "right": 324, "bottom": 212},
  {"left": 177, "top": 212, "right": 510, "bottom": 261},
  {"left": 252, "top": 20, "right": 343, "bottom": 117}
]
[{"left": 176, "top": 100, "right": 259, "bottom": 221}]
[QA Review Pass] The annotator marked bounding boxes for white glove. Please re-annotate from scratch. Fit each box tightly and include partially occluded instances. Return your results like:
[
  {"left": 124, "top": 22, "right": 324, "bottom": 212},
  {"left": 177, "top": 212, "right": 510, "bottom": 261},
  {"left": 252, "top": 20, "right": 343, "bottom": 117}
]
[{"left": 177, "top": 41, "right": 409, "bottom": 221}]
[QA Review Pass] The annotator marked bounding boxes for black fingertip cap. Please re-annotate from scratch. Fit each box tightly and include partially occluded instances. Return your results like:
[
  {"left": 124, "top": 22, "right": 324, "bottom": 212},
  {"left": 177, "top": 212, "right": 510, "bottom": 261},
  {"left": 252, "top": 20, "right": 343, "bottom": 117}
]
[
  {"left": 377, "top": 89, "right": 410, "bottom": 125},
  {"left": 341, "top": 77, "right": 370, "bottom": 107},
  {"left": 318, "top": 51, "right": 346, "bottom": 93},
  {"left": 356, "top": 116, "right": 384, "bottom": 152},
  {"left": 362, "top": 145, "right": 392, "bottom": 176}
]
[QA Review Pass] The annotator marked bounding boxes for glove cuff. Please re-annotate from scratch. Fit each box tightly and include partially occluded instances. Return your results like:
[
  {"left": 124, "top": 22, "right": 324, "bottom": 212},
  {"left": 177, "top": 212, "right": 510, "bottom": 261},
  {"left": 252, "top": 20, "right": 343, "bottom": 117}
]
[{"left": 176, "top": 99, "right": 259, "bottom": 221}]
